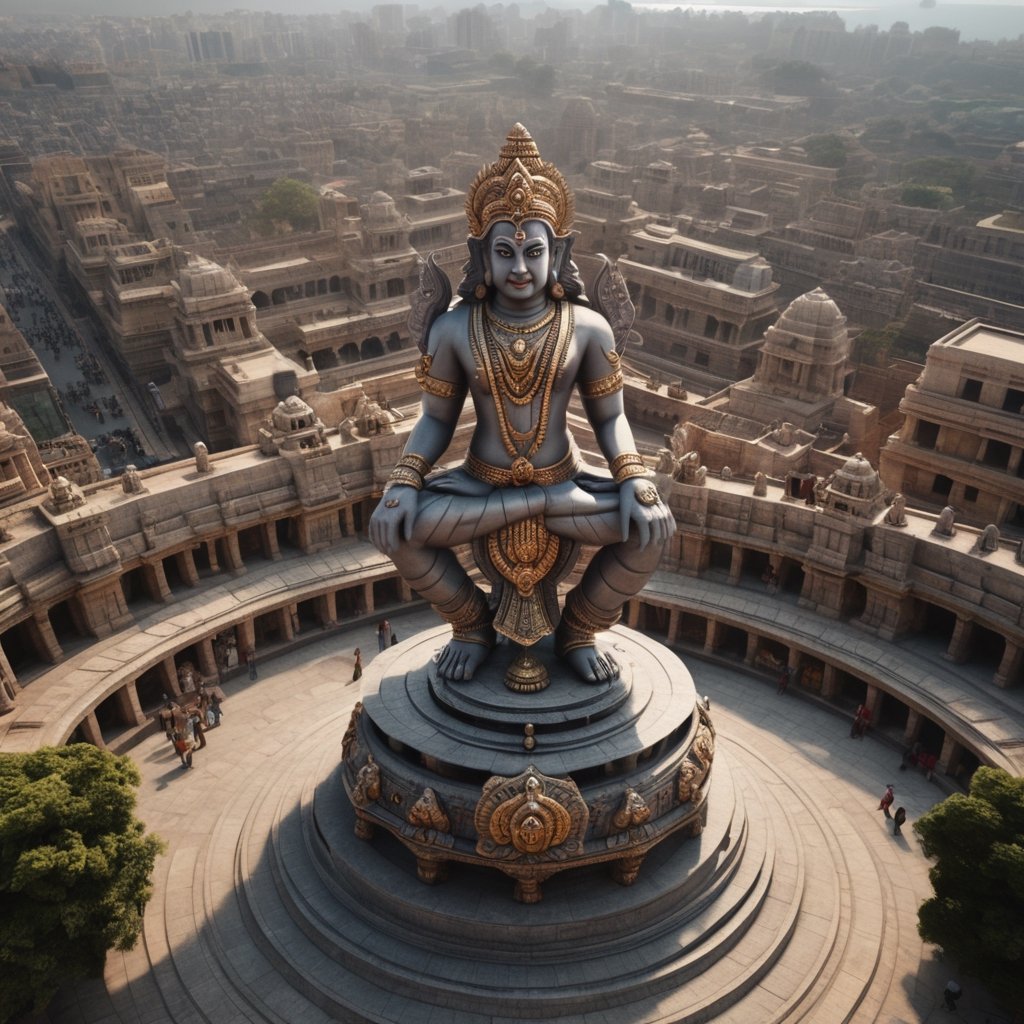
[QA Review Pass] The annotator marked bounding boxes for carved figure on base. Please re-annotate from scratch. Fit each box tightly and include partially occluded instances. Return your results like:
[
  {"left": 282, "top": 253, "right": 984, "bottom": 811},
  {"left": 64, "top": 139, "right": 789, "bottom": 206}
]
[{"left": 370, "top": 125, "right": 674, "bottom": 684}]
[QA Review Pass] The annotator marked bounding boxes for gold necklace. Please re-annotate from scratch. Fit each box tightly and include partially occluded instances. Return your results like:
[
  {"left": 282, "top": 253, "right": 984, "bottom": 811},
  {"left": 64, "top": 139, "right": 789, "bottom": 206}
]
[
  {"left": 484, "top": 302, "right": 556, "bottom": 334},
  {"left": 470, "top": 302, "right": 573, "bottom": 475}
]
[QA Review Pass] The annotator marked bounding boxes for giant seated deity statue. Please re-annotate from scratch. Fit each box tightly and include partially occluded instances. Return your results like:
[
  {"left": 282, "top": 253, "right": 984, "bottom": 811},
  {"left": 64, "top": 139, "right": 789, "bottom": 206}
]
[{"left": 369, "top": 125, "right": 675, "bottom": 687}]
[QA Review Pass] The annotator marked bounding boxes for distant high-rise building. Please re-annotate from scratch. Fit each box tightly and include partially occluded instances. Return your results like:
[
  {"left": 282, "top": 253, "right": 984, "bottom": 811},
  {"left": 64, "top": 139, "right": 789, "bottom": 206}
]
[{"left": 186, "top": 31, "right": 235, "bottom": 63}]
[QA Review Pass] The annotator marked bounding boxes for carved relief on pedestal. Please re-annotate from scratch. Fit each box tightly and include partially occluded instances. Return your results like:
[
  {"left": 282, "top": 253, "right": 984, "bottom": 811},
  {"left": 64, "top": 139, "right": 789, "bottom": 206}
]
[
  {"left": 341, "top": 701, "right": 363, "bottom": 762},
  {"left": 612, "top": 788, "right": 651, "bottom": 831},
  {"left": 678, "top": 703, "right": 716, "bottom": 806},
  {"left": 351, "top": 754, "right": 381, "bottom": 807},
  {"left": 474, "top": 767, "right": 588, "bottom": 862},
  {"left": 407, "top": 787, "right": 451, "bottom": 838}
]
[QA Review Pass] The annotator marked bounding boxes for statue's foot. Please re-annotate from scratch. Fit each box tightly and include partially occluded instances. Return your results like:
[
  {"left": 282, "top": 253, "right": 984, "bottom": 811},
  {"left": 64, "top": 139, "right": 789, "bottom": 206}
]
[
  {"left": 436, "top": 630, "right": 495, "bottom": 682},
  {"left": 560, "top": 644, "right": 620, "bottom": 684}
]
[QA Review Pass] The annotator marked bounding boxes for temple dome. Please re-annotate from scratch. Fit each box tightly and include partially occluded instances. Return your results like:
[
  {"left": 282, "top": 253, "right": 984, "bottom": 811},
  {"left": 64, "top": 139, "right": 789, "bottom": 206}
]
[
  {"left": 831, "top": 453, "right": 883, "bottom": 500},
  {"left": 177, "top": 255, "right": 244, "bottom": 299},
  {"left": 272, "top": 395, "right": 316, "bottom": 432},
  {"left": 776, "top": 288, "right": 845, "bottom": 332}
]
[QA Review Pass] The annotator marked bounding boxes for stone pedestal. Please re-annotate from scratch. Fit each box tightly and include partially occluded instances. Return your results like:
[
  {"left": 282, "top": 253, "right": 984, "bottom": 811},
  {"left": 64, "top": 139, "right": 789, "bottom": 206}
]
[{"left": 341, "top": 625, "right": 714, "bottom": 904}]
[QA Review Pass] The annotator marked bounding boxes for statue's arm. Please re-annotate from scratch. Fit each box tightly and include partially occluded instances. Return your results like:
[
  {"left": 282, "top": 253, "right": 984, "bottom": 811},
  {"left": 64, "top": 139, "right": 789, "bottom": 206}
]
[
  {"left": 370, "top": 318, "right": 467, "bottom": 554},
  {"left": 577, "top": 311, "right": 675, "bottom": 549}
]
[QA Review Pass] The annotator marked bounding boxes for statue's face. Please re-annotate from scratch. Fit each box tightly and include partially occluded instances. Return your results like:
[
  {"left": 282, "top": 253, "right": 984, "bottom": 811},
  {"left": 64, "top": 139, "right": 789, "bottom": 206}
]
[{"left": 486, "top": 219, "right": 551, "bottom": 307}]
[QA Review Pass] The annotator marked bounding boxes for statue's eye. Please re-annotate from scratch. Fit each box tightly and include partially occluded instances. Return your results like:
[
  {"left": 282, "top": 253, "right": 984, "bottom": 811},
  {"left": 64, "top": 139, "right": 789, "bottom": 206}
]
[{"left": 526, "top": 246, "right": 544, "bottom": 258}]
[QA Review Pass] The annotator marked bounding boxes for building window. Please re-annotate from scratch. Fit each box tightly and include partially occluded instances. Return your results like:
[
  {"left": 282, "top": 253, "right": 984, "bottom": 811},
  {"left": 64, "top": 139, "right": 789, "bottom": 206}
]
[
  {"left": 964, "top": 486, "right": 979, "bottom": 502},
  {"left": 982, "top": 439, "right": 1011, "bottom": 470},
  {"left": 960, "top": 378, "right": 982, "bottom": 402},
  {"left": 931, "top": 474, "right": 953, "bottom": 498},
  {"left": 1002, "top": 387, "right": 1024, "bottom": 414},
  {"left": 915, "top": 420, "right": 940, "bottom": 449},
  {"left": 695, "top": 352, "right": 709, "bottom": 367}
]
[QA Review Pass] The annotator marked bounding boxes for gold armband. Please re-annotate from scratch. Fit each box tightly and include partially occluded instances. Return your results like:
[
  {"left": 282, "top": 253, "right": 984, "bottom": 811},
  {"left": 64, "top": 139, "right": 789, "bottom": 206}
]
[
  {"left": 579, "top": 369, "right": 623, "bottom": 399},
  {"left": 416, "top": 354, "right": 465, "bottom": 401},
  {"left": 609, "top": 452, "right": 648, "bottom": 484}
]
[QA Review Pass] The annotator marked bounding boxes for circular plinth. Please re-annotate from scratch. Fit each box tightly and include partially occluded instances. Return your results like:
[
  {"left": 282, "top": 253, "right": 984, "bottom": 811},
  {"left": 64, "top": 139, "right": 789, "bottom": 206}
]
[{"left": 340, "top": 624, "right": 713, "bottom": 904}]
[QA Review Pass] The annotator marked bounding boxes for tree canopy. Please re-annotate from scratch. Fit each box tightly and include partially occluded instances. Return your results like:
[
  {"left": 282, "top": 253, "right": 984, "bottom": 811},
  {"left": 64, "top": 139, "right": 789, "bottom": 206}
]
[
  {"left": 0, "top": 745, "right": 164, "bottom": 1023},
  {"left": 254, "top": 177, "right": 320, "bottom": 235},
  {"left": 800, "top": 134, "right": 847, "bottom": 168},
  {"left": 914, "top": 767, "right": 1024, "bottom": 1014},
  {"left": 900, "top": 156, "right": 976, "bottom": 200}
]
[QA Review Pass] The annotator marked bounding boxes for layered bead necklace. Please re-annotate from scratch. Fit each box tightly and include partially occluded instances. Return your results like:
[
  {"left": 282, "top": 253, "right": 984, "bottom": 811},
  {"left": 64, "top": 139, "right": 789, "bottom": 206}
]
[{"left": 471, "top": 301, "right": 573, "bottom": 484}]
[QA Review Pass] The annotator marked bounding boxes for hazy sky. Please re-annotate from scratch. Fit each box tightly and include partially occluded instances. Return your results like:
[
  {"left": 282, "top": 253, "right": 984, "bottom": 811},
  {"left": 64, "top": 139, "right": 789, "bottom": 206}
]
[{"left": 3, "top": 0, "right": 1018, "bottom": 14}]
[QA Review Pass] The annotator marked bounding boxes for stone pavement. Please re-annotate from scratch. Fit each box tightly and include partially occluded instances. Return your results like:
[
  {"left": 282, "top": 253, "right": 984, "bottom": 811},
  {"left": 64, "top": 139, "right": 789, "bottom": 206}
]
[{"left": 38, "top": 607, "right": 1010, "bottom": 1024}]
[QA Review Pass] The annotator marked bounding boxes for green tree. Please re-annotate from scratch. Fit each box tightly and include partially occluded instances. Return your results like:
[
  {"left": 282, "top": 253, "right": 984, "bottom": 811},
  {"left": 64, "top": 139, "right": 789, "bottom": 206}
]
[
  {"left": 900, "top": 184, "right": 951, "bottom": 209},
  {"left": 800, "top": 134, "right": 847, "bottom": 168},
  {"left": 901, "top": 156, "right": 976, "bottom": 200},
  {"left": 915, "top": 767, "right": 1024, "bottom": 1014},
  {"left": 254, "top": 177, "right": 320, "bottom": 235},
  {"left": 0, "top": 745, "right": 164, "bottom": 1023}
]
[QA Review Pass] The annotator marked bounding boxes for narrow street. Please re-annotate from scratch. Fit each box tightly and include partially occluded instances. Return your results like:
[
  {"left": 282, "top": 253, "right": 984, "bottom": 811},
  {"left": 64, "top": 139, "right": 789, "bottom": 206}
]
[{"left": 0, "top": 220, "right": 184, "bottom": 475}]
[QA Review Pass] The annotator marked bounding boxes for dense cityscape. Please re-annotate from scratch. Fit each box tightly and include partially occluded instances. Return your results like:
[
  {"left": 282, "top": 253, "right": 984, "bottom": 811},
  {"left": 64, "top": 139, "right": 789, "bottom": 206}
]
[{"left": 0, "top": 3, "right": 1022, "bottom": 1023}]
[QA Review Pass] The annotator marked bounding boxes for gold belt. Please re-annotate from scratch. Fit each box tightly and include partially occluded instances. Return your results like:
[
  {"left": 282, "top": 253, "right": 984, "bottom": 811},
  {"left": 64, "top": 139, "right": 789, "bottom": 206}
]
[{"left": 465, "top": 449, "right": 578, "bottom": 487}]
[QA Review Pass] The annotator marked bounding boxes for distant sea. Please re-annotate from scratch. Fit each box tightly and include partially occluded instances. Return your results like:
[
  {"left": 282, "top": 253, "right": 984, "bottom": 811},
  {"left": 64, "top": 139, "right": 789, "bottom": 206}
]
[{"left": 629, "top": 3, "right": 1024, "bottom": 44}]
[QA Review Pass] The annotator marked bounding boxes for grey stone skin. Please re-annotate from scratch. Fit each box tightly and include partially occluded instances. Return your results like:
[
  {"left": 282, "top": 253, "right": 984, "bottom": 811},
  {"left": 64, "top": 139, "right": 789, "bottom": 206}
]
[{"left": 369, "top": 219, "right": 675, "bottom": 685}]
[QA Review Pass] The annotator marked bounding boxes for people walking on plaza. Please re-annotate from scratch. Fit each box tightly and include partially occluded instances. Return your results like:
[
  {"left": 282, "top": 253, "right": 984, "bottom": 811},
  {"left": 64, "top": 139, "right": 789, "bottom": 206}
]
[
  {"left": 209, "top": 689, "right": 224, "bottom": 727},
  {"left": 247, "top": 646, "right": 257, "bottom": 680},
  {"left": 353, "top": 648, "right": 363, "bottom": 682},
  {"left": 892, "top": 806, "right": 906, "bottom": 836},
  {"left": 191, "top": 711, "right": 207, "bottom": 750},
  {"left": 851, "top": 703, "right": 871, "bottom": 739},
  {"left": 390, "top": 630, "right": 399, "bottom": 646},
  {"left": 878, "top": 783, "right": 895, "bottom": 818},
  {"left": 942, "top": 979, "right": 962, "bottom": 1010},
  {"left": 377, "top": 621, "right": 387, "bottom": 651}
]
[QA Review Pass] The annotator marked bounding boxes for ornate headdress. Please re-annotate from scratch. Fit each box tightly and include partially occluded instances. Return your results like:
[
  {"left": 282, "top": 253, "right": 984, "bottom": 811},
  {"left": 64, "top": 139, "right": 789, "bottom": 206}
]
[{"left": 465, "top": 124, "right": 574, "bottom": 240}]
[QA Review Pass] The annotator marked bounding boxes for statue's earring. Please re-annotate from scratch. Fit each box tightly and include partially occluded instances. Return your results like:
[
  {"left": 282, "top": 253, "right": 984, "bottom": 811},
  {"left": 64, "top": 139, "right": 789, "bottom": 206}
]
[
  {"left": 550, "top": 280, "right": 565, "bottom": 300},
  {"left": 474, "top": 283, "right": 488, "bottom": 300}
]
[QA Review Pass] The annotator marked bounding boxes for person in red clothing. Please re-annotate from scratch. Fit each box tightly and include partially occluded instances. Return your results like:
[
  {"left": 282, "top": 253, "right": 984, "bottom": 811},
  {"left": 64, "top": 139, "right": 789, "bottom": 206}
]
[{"left": 878, "top": 783, "right": 895, "bottom": 818}]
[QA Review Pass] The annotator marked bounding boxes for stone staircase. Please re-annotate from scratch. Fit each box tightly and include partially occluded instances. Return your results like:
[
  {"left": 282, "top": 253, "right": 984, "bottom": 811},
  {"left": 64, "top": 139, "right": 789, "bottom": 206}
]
[{"left": 107, "top": 709, "right": 903, "bottom": 1024}]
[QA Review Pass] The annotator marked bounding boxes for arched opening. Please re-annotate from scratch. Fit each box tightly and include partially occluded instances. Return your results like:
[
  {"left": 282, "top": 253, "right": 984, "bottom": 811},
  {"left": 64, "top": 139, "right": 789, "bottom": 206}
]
[
  {"left": 361, "top": 336, "right": 384, "bottom": 359},
  {"left": 372, "top": 577, "right": 401, "bottom": 610},
  {"left": 329, "top": 275, "right": 342, "bottom": 293},
  {"left": 339, "top": 343, "right": 360, "bottom": 364},
  {"left": 386, "top": 331, "right": 403, "bottom": 353},
  {"left": 252, "top": 290, "right": 270, "bottom": 309},
  {"left": 238, "top": 525, "right": 270, "bottom": 562},
  {"left": 271, "top": 288, "right": 287, "bottom": 306},
  {"left": 843, "top": 579, "right": 867, "bottom": 619},
  {"left": 708, "top": 541, "right": 732, "bottom": 573},
  {"left": 674, "top": 611, "right": 707, "bottom": 646},
  {"left": 135, "top": 664, "right": 169, "bottom": 711},
  {"left": 161, "top": 553, "right": 186, "bottom": 592},
  {"left": 312, "top": 348, "right": 339, "bottom": 370},
  {"left": 275, "top": 517, "right": 299, "bottom": 552},
  {"left": 385, "top": 277, "right": 405, "bottom": 298},
  {"left": 48, "top": 599, "right": 86, "bottom": 649},
  {"left": 296, "top": 597, "right": 322, "bottom": 631}
]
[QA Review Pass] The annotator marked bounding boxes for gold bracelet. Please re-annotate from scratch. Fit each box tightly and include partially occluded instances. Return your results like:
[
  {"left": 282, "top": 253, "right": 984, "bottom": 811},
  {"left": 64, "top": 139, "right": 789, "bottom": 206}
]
[
  {"left": 579, "top": 370, "right": 623, "bottom": 399},
  {"left": 609, "top": 452, "right": 646, "bottom": 484},
  {"left": 397, "top": 453, "right": 432, "bottom": 478},
  {"left": 387, "top": 466, "right": 424, "bottom": 490}
]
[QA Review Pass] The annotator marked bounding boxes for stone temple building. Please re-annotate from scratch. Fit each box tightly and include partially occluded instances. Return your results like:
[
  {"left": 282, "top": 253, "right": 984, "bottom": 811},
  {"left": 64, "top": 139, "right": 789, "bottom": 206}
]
[{"left": 880, "top": 318, "right": 1024, "bottom": 529}]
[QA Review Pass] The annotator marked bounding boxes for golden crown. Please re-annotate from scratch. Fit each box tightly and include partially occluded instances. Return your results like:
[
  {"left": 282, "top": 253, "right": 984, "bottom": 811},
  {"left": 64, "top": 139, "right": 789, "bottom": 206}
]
[{"left": 465, "top": 124, "right": 574, "bottom": 239}]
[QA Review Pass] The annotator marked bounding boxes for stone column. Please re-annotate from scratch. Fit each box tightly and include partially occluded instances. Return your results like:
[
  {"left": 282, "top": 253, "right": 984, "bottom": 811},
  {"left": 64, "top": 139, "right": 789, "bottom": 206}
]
[
  {"left": 667, "top": 609, "right": 681, "bottom": 646},
  {"left": 78, "top": 710, "right": 105, "bottom": 748},
  {"left": 236, "top": 617, "right": 256, "bottom": 655},
  {"left": 159, "top": 657, "right": 181, "bottom": 697},
  {"left": 262, "top": 522, "right": 281, "bottom": 560},
  {"left": 362, "top": 582, "right": 374, "bottom": 616},
  {"left": 703, "top": 618, "right": 721, "bottom": 655},
  {"left": 625, "top": 600, "right": 641, "bottom": 629},
  {"left": 29, "top": 612, "right": 63, "bottom": 663},
  {"left": 945, "top": 616, "right": 973, "bottom": 663},
  {"left": 222, "top": 532, "right": 245, "bottom": 573},
  {"left": 903, "top": 709, "right": 923, "bottom": 747},
  {"left": 76, "top": 580, "right": 131, "bottom": 638},
  {"left": 196, "top": 637, "right": 217, "bottom": 679},
  {"left": 113, "top": 680, "right": 146, "bottom": 726},
  {"left": 0, "top": 671, "right": 15, "bottom": 714},
  {"left": 744, "top": 631, "right": 760, "bottom": 666},
  {"left": 342, "top": 506, "right": 356, "bottom": 537},
  {"left": 205, "top": 539, "right": 220, "bottom": 574},
  {"left": 143, "top": 559, "right": 172, "bottom": 601},
  {"left": 176, "top": 548, "right": 200, "bottom": 588},
  {"left": 398, "top": 580, "right": 414, "bottom": 603},
  {"left": 728, "top": 545, "right": 743, "bottom": 585},
  {"left": 937, "top": 733, "right": 962, "bottom": 776},
  {"left": 995, "top": 640, "right": 1023, "bottom": 689},
  {"left": 317, "top": 590, "right": 338, "bottom": 628},
  {"left": 821, "top": 663, "right": 839, "bottom": 700},
  {"left": 280, "top": 606, "right": 295, "bottom": 642},
  {"left": 864, "top": 683, "right": 881, "bottom": 718}
]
